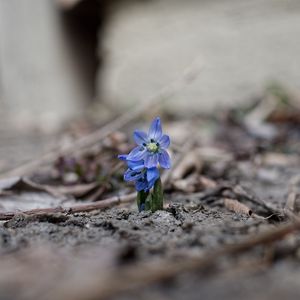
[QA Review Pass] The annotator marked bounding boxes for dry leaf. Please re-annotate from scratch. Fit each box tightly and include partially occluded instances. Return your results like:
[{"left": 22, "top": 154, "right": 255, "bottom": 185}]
[
  {"left": 260, "top": 153, "right": 299, "bottom": 167},
  {"left": 172, "top": 150, "right": 202, "bottom": 180},
  {"left": 0, "top": 177, "right": 62, "bottom": 197},
  {"left": 195, "top": 147, "right": 232, "bottom": 163},
  {"left": 285, "top": 192, "right": 300, "bottom": 214},
  {"left": 52, "top": 183, "right": 99, "bottom": 198},
  {"left": 173, "top": 176, "right": 197, "bottom": 193},
  {"left": 223, "top": 198, "right": 252, "bottom": 216},
  {"left": 0, "top": 177, "right": 75, "bottom": 212},
  {"left": 172, "top": 174, "right": 217, "bottom": 193},
  {"left": 199, "top": 176, "right": 217, "bottom": 189}
]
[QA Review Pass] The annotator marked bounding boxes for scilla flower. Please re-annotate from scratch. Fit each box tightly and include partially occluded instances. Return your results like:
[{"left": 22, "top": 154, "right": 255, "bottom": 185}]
[
  {"left": 127, "top": 117, "right": 171, "bottom": 169},
  {"left": 118, "top": 155, "right": 159, "bottom": 192},
  {"left": 118, "top": 117, "right": 170, "bottom": 212}
]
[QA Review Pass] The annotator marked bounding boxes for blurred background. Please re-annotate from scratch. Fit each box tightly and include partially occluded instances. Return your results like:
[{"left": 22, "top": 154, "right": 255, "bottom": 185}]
[{"left": 1, "top": 0, "right": 300, "bottom": 169}]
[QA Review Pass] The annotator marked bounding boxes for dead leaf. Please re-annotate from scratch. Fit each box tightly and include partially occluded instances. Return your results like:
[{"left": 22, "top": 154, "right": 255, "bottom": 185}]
[
  {"left": 0, "top": 177, "right": 62, "bottom": 197},
  {"left": 172, "top": 174, "right": 217, "bottom": 193},
  {"left": 173, "top": 177, "right": 197, "bottom": 193},
  {"left": 259, "top": 153, "right": 299, "bottom": 167},
  {"left": 52, "top": 182, "right": 99, "bottom": 198},
  {"left": 285, "top": 176, "right": 300, "bottom": 215},
  {"left": 223, "top": 198, "right": 252, "bottom": 216},
  {"left": 285, "top": 192, "right": 300, "bottom": 214},
  {"left": 195, "top": 147, "right": 233, "bottom": 163},
  {"left": 0, "top": 177, "right": 75, "bottom": 212},
  {"left": 172, "top": 150, "right": 202, "bottom": 180},
  {"left": 199, "top": 176, "right": 217, "bottom": 189}
]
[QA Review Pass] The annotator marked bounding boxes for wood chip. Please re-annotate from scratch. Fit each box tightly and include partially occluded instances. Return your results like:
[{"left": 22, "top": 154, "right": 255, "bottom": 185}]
[{"left": 223, "top": 198, "right": 252, "bottom": 216}]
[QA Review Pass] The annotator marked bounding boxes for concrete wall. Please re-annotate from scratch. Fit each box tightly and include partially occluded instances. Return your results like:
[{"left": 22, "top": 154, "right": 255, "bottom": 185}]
[
  {"left": 0, "top": 0, "right": 86, "bottom": 131},
  {"left": 1, "top": 0, "right": 300, "bottom": 129},
  {"left": 100, "top": 0, "right": 300, "bottom": 113}
]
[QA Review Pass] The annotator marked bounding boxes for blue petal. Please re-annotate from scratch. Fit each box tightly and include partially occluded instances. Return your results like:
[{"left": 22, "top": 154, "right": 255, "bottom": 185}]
[
  {"left": 127, "top": 146, "right": 146, "bottom": 161},
  {"left": 127, "top": 159, "right": 144, "bottom": 171},
  {"left": 147, "top": 177, "right": 157, "bottom": 190},
  {"left": 135, "top": 180, "right": 148, "bottom": 192},
  {"left": 144, "top": 153, "right": 159, "bottom": 168},
  {"left": 124, "top": 169, "right": 143, "bottom": 182},
  {"left": 158, "top": 134, "right": 170, "bottom": 149},
  {"left": 118, "top": 154, "right": 128, "bottom": 161},
  {"left": 146, "top": 167, "right": 159, "bottom": 182},
  {"left": 148, "top": 117, "right": 162, "bottom": 140},
  {"left": 159, "top": 150, "right": 171, "bottom": 169},
  {"left": 133, "top": 130, "right": 148, "bottom": 145}
]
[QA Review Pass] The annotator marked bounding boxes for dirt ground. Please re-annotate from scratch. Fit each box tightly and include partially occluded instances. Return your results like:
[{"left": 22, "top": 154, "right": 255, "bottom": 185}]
[
  {"left": 1, "top": 186, "right": 300, "bottom": 300},
  {"left": 1, "top": 90, "right": 300, "bottom": 300}
]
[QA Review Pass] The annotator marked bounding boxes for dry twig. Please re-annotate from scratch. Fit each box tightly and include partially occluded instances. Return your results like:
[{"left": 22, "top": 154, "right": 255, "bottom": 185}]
[{"left": 0, "top": 193, "right": 136, "bottom": 221}]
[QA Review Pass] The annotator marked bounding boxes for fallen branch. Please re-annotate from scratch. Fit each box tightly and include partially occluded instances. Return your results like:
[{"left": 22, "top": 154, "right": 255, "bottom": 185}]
[
  {"left": 1, "top": 58, "right": 201, "bottom": 178},
  {"left": 0, "top": 193, "right": 136, "bottom": 221}
]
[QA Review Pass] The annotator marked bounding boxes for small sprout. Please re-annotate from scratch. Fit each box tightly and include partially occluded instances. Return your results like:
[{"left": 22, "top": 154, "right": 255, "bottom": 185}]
[{"left": 118, "top": 117, "right": 171, "bottom": 212}]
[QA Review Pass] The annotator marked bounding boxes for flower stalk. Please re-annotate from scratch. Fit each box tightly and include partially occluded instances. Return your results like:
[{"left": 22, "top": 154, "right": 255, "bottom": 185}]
[{"left": 151, "top": 177, "right": 164, "bottom": 212}]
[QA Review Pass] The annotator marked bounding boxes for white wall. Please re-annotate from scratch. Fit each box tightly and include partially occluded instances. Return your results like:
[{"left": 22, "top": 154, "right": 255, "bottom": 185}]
[
  {"left": 100, "top": 0, "right": 300, "bottom": 113},
  {"left": 0, "top": 0, "right": 85, "bottom": 130}
]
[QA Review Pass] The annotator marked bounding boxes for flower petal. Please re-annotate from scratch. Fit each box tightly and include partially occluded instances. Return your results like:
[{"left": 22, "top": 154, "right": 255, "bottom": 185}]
[
  {"left": 148, "top": 117, "right": 162, "bottom": 140},
  {"left": 135, "top": 180, "right": 147, "bottom": 192},
  {"left": 124, "top": 169, "right": 143, "bottom": 182},
  {"left": 127, "top": 159, "right": 144, "bottom": 171},
  {"left": 147, "top": 169, "right": 160, "bottom": 190},
  {"left": 159, "top": 150, "right": 171, "bottom": 169},
  {"left": 144, "top": 153, "right": 159, "bottom": 168},
  {"left": 147, "top": 178, "right": 156, "bottom": 190},
  {"left": 146, "top": 167, "right": 159, "bottom": 183},
  {"left": 118, "top": 154, "right": 128, "bottom": 161},
  {"left": 158, "top": 134, "right": 170, "bottom": 149},
  {"left": 127, "top": 146, "right": 146, "bottom": 161},
  {"left": 133, "top": 130, "right": 148, "bottom": 145}
]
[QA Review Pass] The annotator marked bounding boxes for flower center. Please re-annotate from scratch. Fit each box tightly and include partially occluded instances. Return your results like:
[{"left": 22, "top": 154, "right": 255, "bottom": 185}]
[{"left": 147, "top": 142, "right": 159, "bottom": 153}]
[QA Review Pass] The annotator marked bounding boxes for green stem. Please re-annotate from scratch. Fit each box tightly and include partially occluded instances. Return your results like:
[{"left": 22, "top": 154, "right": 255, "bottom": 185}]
[
  {"left": 145, "top": 193, "right": 152, "bottom": 211},
  {"left": 151, "top": 177, "right": 164, "bottom": 212},
  {"left": 137, "top": 190, "right": 149, "bottom": 212}
]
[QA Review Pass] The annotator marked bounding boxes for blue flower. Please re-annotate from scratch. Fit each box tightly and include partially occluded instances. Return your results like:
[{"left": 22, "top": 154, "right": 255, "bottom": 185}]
[
  {"left": 127, "top": 117, "right": 171, "bottom": 169},
  {"left": 118, "top": 155, "right": 159, "bottom": 192}
]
